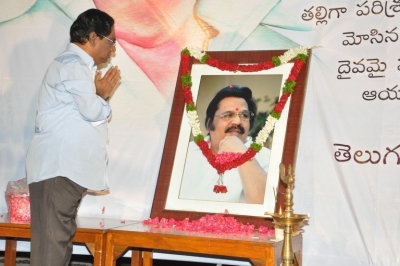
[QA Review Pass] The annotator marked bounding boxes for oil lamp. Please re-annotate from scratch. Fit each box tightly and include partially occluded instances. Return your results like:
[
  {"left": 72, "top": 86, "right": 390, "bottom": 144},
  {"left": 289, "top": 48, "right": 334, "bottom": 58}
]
[{"left": 266, "top": 163, "right": 309, "bottom": 266}]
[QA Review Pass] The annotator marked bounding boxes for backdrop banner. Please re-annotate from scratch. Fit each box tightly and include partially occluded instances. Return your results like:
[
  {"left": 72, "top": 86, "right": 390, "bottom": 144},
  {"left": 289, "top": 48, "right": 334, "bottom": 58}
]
[{"left": 1, "top": 0, "right": 399, "bottom": 265}]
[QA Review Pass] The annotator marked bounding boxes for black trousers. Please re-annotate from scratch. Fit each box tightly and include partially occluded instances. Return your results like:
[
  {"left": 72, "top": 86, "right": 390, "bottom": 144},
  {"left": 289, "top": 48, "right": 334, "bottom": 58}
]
[{"left": 29, "top": 177, "right": 86, "bottom": 266}]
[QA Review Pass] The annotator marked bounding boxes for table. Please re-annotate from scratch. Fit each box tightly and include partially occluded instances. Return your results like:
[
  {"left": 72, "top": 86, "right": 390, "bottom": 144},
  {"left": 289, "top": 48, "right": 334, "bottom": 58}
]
[
  {"left": 0, "top": 214, "right": 139, "bottom": 266},
  {"left": 105, "top": 223, "right": 303, "bottom": 266}
]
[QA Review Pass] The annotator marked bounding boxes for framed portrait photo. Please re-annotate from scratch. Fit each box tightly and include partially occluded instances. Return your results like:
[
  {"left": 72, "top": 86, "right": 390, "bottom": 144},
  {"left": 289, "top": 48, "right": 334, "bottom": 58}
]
[{"left": 151, "top": 50, "right": 310, "bottom": 227}]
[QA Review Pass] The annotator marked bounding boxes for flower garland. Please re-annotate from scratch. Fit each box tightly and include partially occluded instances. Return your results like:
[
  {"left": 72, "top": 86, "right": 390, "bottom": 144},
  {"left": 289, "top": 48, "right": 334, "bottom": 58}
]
[
  {"left": 143, "top": 212, "right": 271, "bottom": 235},
  {"left": 181, "top": 47, "right": 309, "bottom": 193}
]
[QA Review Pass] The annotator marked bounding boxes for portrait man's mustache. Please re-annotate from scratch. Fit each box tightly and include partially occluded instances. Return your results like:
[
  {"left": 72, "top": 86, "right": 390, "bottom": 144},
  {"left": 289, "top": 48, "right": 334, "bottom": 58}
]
[{"left": 225, "top": 125, "right": 245, "bottom": 134}]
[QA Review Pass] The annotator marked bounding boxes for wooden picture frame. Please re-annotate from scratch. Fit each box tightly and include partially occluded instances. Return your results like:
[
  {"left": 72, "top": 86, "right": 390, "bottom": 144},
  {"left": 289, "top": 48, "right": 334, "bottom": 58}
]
[{"left": 150, "top": 50, "right": 310, "bottom": 227}]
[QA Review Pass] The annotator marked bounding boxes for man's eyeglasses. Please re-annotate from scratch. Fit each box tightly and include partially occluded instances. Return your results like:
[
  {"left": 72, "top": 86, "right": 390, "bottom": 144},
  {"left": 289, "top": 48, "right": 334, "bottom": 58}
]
[
  {"left": 215, "top": 110, "right": 254, "bottom": 121},
  {"left": 99, "top": 34, "right": 116, "bottom": 46}
]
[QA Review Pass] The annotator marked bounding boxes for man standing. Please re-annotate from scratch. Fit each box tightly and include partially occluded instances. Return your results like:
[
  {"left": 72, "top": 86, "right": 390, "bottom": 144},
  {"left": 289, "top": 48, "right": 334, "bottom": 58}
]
[
  {"left": 180, "top": 85, "right": 270, "bottom": 204},
  {"left": 25, "top": 9, "right": 121, "bottom": 266}
]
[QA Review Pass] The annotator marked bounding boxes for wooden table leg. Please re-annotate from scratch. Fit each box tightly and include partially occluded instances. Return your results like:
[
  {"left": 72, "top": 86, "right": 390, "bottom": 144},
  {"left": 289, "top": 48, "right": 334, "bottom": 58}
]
[
  {"left": 104, "top": 233, "right": 130, "bottom": 266},
  {"left": 93, "top": 234, "right": 105, "bottom": 266},
  {"left": 142, "top": 251, "right": 152, "bottom": 266},
  {"left": 85, "top": 243, "right": 99, "bottom": 266},
  {"left": 4, "top": 238, "right": 17, "bottom": 266},
  {"left": 131, "top": 249, "right": 143, "bottom": 266}
]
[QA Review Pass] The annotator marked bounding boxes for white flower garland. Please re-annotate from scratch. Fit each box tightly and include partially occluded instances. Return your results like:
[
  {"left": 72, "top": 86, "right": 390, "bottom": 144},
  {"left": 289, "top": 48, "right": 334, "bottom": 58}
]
[
  {"left": 187, "top": 47, "right": 206, "bottom": 61},
  {"left": 279, "top": 46, "right": 308, "bottom": 64},
  {"left": 187, "top": 110, "right": 202, "bottom": 136},
  {"left": 254, "top": 116, "right": 277, "bottom": 145}
]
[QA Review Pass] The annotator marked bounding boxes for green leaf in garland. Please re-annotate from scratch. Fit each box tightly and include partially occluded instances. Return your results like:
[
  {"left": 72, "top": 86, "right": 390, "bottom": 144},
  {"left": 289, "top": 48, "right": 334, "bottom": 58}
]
[
  {"left": 250, "top": 143, "right": 262, "bottom": 152},
  {"left": 194, "top": 134, "right": 204, "bottom": 143},
  {"left": 272, "top": 56, "right": 281, "bottom": 66},
  {"left": 282, "top": 80, "right": 296, "bottom": 93},
  {"left": 186, "top": 103, "right": 196, "bottom": 112},
  {"left": 270, "top": 111, "right": 281, "bottom": 119},
  {"left": 181, "top": 74, "right": 192, "bottom": 87},
  {"left": 200, "top": 54, "right": 210, "bottom": 64},
  {"left": 295, "top": 53, "right": 308, "bottom": 62},
  {"left": 181, "top": 48, "right": 190, "bottom": 55}
]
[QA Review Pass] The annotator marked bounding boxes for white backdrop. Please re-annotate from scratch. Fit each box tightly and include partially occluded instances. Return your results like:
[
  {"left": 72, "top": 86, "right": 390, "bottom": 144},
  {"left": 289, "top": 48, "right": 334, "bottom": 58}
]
[{"left": 1, "top": 0, "right": 400, "bottom": 265}]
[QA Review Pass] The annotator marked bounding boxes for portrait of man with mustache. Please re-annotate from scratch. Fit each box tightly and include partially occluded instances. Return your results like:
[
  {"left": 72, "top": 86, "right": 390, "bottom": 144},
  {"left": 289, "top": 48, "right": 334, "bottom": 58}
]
[{"left": 179, "top": 85, "right": 271, "bottom": 204}]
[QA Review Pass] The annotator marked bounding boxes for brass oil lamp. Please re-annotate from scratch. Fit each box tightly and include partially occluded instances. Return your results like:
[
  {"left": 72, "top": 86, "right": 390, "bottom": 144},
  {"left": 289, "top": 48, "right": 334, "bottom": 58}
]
[{"left": 266, "top": 163, "right": 309, "bottom": 266}]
